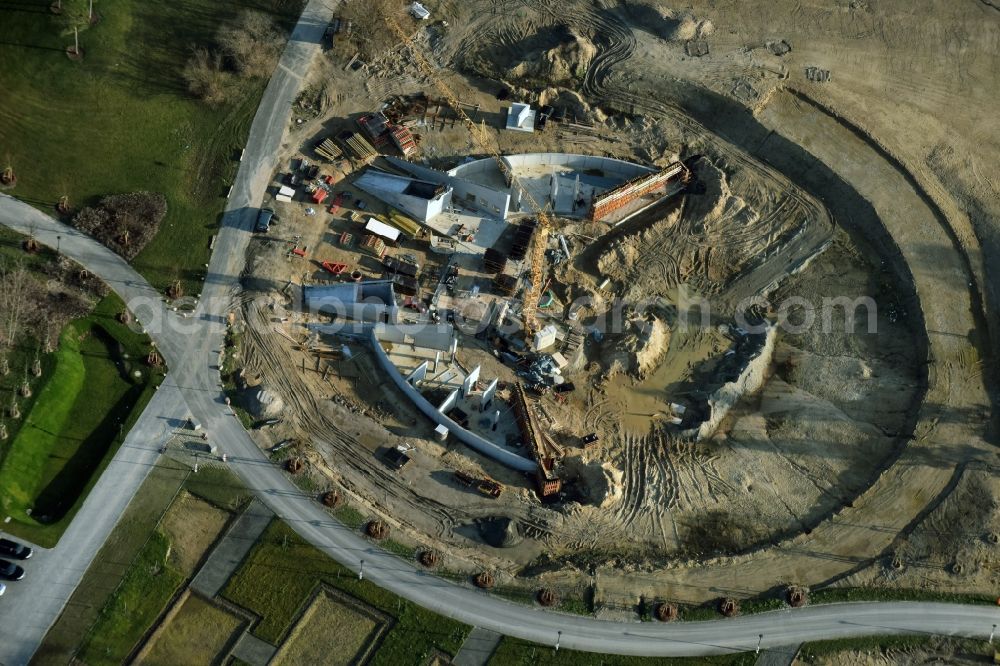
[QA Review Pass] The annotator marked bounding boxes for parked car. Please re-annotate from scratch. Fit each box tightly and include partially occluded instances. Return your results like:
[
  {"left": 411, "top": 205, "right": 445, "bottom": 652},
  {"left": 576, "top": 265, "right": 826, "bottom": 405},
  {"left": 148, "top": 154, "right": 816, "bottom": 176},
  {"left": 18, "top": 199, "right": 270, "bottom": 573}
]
[
  {"left": 255, "top": 207, "right": 275, "bottom": 233},
  {"left": 0, "top": 582, "right": 6, "bottom": 596},
  {"left": 0, "top": 559, "right": 25, "bottom": 581},
  {"left": 0, "top": 538, "right": 32, "bottom": 560}
]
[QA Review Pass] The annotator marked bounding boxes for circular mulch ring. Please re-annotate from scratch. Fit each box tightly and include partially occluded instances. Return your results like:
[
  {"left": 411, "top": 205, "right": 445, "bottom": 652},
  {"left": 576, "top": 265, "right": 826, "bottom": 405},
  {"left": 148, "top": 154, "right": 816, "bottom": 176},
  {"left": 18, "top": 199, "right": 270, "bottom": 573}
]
[
  {"left": 65, "top": 46, "right": 84, "bottom": 61},
  {"left": 786, "top": 586, "right": 808, "bottom": 608},
  {"left": 320, "top": 490, "right": 341, "bottom": 508},
  {"left": 537, "top": 588, "right": 559, "bottom": 607},
  {"left": 365, "top": 519, "right": 389, "bottom": 540},
  {"left": 56, "top": 197, "right": 71, "bottom": 215},
  {"left": 286, "top": 457, "right": 304, "bottom": 474},
  {"left": 0, "top": 172, "right": 15, "bottom": 189},
  {"left": 719, "top": 597, "right": 740, "bottom": 617},
  {"left": 654, "top": 602, "right": 678, "bottom": 622},
  {"left": 418, "top": 550, "right": 440, "bottom": 568},
  {"left": 473, "top": 571, "right": 495, "bottom": 589},
  {"left": 22, "top": 238, "right": 39, "bottom": 253}
]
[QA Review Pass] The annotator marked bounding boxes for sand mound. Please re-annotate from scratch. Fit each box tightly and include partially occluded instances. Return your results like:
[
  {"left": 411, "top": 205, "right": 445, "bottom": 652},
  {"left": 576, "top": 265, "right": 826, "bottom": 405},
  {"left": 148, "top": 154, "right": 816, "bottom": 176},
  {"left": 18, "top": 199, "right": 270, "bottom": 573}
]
[
  {"left": 538, "top": 88, "right": 593, "bottom": 121},
  {"left": 242, "top": 387, "right": 284, "bottom": 419},
  {"left": 663, "top": 14, "right": 699, "bottom": 41},
  {"left": 511, "top": 28, "right": 596, "bottom": 84},
  {"left": 600, "top": 316, "right": 672, "bottom": 378},
  {"left": 478, "top": 517, "right": 523, "bottom": 548},
  {"left": 562, "top": 456, "right": 623, "bottom": 507}
]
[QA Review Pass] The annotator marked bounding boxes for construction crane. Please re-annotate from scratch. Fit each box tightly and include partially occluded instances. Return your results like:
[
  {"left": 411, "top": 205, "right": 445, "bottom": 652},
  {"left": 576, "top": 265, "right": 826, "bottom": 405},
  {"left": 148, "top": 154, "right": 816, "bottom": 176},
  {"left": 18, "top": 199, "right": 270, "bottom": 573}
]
[{"left": 378, "top": 7, "right": 551, "bottom": 337}]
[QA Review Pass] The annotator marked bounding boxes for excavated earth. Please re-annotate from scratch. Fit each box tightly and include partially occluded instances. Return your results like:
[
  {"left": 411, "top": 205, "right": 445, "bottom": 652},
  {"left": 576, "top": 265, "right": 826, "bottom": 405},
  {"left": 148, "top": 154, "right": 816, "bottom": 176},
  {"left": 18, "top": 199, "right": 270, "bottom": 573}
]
[{"left": 234, "top": 0, "right": 1000, "bottom": 608}]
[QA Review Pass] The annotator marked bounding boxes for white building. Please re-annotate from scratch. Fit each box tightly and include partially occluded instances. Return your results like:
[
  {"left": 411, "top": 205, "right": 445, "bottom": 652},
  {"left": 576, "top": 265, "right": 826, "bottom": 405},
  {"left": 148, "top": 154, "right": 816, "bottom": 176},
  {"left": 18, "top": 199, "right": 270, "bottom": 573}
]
[
  {"left": 506, "top": 103, "right": 536, "bottom": 132},
  {"left": 410, "top": 2, "right": 430, "bottom": 20},
  {"left": 354, "top": 170, "right": 452, "bottom": 223},
  {"left": 304, "top": 281, "right": 400, "bottom": 323}
]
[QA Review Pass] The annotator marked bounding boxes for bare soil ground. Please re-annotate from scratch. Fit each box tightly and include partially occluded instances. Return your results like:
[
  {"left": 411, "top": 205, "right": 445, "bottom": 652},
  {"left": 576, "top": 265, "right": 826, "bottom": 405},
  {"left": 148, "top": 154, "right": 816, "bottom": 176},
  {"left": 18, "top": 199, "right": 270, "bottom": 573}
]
[{"left": 225, "top": 0, "right": 998, "bottom": 609}]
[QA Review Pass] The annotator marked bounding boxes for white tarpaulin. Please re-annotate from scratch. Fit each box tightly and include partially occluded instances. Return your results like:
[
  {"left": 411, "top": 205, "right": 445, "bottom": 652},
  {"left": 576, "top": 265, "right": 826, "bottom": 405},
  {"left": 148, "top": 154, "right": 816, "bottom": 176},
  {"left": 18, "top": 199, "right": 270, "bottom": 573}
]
[{"left": 365, "top": 217, "right": 401, "bottom": 242}]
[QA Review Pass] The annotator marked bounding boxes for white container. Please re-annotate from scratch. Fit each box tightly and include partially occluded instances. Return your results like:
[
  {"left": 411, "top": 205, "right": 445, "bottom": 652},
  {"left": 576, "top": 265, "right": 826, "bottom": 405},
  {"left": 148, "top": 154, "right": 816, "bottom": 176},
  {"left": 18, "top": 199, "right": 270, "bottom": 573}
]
[{"left": 533, "top": 324, "right": 558, "bottom": 351}]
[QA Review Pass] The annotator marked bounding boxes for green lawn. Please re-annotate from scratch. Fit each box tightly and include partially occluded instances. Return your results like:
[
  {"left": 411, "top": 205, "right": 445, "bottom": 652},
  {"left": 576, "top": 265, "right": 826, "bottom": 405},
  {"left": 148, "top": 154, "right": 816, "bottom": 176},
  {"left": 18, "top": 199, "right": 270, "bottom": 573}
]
[
  {"left": 77, "top": 529, "right": 186, "bottom": 665},
  {"left": 0, "top": 293, "right": 163, "bottom": 546},
  {"left": 0, "top": 0, "right": 303, "bottom": 295},
  {"left": 489, "top": 639, "right": 756, "bottom": 665},
  {"left": 797, "top": 634, "right": 990, "bottom": 662},
  {"left": 223, "top": 521, "right": 471, "bottom": 664}
]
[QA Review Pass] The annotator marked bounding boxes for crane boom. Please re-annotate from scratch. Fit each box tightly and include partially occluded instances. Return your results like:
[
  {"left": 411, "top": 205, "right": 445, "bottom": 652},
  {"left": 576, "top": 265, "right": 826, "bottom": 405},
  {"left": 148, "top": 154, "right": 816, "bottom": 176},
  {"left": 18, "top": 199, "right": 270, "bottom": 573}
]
[{"left": 379, "top": 10, "right": 551, "bottom": 336}]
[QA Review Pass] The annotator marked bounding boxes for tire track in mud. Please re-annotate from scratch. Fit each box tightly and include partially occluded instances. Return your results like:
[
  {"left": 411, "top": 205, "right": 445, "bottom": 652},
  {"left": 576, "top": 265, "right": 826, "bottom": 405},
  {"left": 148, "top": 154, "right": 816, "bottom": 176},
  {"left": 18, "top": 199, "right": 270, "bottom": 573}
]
[{"left": 240, "top": 304, "right": 556, "bottom": 544}]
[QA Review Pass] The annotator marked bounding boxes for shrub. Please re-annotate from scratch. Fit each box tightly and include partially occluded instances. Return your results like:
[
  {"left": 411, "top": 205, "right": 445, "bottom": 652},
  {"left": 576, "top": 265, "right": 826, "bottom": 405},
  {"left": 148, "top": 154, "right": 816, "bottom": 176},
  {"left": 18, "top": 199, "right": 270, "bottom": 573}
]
[{"left": 72, "top": 192, "right": 167, "bottom": 260}]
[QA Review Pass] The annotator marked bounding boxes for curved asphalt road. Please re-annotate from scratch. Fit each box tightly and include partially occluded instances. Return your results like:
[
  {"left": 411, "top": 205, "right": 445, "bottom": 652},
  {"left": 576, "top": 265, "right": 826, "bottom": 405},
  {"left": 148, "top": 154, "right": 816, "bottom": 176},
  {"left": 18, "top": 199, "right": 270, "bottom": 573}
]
[{"left": 1, "top": 0, "right": 998, "bottom": 662}]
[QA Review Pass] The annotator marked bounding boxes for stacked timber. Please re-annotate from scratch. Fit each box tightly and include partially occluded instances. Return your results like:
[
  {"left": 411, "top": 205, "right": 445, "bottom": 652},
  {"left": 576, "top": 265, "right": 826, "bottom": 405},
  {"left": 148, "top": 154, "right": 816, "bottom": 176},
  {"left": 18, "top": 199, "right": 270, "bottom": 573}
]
[
  {"left": 361, "top": 234, "right": 386, "bottom": 259},
  {"left": 337, "top": 131, "right": 378, "bottom": 162},
  {"left": 315, "top": 136, "right": 343, "bottom": 161}
]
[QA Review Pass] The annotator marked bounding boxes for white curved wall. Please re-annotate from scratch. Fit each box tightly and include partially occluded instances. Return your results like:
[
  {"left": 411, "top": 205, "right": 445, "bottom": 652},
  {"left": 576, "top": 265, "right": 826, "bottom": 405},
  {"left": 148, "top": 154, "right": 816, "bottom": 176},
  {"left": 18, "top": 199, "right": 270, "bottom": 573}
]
[
  {"left": 368, "top": 330, "right": 538, "bottom": 473},
  {"left": 448, "top": 153, "right": 654, "bottom": 182}
]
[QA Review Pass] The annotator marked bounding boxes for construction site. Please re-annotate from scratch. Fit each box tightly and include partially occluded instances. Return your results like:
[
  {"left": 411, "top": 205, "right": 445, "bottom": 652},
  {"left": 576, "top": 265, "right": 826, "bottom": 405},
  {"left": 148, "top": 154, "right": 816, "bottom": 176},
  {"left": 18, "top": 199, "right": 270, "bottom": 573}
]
[{"left": 223, "top": 0, "right": 1000, "bottom": 614}]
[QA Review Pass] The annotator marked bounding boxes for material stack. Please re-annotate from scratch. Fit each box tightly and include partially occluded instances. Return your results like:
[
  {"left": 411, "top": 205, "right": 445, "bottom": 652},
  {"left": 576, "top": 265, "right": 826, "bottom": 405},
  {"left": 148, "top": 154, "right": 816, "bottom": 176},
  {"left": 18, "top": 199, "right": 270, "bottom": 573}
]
[
  {"left": 361, "top": 234, "right": 386, "bottom": 259},
  {"left": 390, "top": 125, "right": 418, "bottom": 157},
  {"left": 493, "top": 273, "right": 518, "bottom": 296},
  {"left": 315, "top": 136, "right": 343, "bottom": 161},
  {"left": 337, "top": 131, "right": 378, "bottom": 163}
]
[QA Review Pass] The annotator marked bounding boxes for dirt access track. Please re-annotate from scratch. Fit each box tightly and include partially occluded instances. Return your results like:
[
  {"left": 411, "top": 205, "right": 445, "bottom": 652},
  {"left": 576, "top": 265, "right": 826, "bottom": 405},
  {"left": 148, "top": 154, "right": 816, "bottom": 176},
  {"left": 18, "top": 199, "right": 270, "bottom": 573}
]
[
  {"left": 457, "top": 1, "right": 995, "bottom": 600},
  {"left": 589, "top": 89, "right": 992, "bottom": 602}
]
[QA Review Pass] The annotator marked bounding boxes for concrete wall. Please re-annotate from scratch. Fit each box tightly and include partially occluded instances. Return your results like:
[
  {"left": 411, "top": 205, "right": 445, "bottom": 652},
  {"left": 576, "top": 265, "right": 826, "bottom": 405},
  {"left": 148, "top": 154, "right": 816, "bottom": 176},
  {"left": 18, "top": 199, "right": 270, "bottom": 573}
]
[
  {"left": 387, "top": 157, "right": 510, "bottom": 219},
  {"left": 368, "top": 330, "right": 538, "bottom": 472},
  {"left": 311, "top": 322, "right": 457, "bottom": 352},
  {"left": 450, "top": 153, "right": 654, "bottom": 182},
  {"left": 449, "top": 178, "right": 510, "bottom": 218},
  {"left": 686, "top": 325, "right": 777, "bottom": 441},
  {"left": 304, "top": 284, "right": 399, "bottom": 323}
]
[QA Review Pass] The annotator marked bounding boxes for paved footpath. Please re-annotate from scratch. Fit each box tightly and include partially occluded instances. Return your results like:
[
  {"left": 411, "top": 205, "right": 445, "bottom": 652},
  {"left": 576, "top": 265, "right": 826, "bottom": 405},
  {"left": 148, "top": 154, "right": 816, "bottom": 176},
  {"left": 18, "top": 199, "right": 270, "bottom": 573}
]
[
  {"left": 191, "top": 499, "right": 274, "bottom": 598},
  {"left": 454, "top": 627, "right": 503, "bottom": 666}
]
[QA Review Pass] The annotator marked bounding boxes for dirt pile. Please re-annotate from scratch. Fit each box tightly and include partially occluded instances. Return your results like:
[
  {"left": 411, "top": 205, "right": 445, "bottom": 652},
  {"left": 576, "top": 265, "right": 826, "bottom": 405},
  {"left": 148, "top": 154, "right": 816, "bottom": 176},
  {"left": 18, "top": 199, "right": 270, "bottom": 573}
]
[
  {"left": 460, "top": 24, "right": 596, "bottom": 88},
  {"left": 510, "top": 28, "right": 596, "bottom": 85},
  {"left": 623, "top": 2, "right": 713, "bottom": 41},
  {"left": 478, "top": 517, "right": 523, "bottom": 548},
  {"left": 561, "top": 456, "right": 623, "bottom": 508},
  {"left": 601, "top": 316, "right": 671, "bottom": 378}
]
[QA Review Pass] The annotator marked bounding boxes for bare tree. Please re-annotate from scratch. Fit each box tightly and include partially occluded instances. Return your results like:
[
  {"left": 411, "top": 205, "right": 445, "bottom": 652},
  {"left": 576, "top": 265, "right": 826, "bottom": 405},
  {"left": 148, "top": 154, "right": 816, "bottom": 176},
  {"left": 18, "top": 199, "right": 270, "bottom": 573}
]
[
  {"left": 0, "top": 260, "right": 31, "bottom": 351},
  {"left": 55, "top": 0, "right": 90, "bottom": 56},
  {"left": 217, "top": 10, "right": 283, "bottom": 78},
  {"left": 183, "top": 47, "right": 230, "bottom": 106}
]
